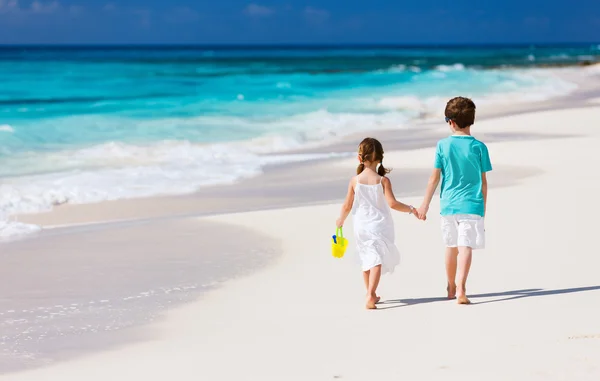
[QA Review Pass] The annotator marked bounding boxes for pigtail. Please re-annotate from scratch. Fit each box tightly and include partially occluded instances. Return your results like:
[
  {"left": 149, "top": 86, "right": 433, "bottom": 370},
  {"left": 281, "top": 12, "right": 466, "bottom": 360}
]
[
  {"left": 377, "top": 161, "right": 391, "bottom": 176},
  {"left": 357, "top": 162, "right": 365, "bottom": 174}
]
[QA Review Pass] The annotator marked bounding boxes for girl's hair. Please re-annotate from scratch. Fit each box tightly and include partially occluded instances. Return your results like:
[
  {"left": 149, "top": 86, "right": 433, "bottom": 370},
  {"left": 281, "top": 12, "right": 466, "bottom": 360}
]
[{"left": 356, "top": 137, "right": 391, "bottom": 176}]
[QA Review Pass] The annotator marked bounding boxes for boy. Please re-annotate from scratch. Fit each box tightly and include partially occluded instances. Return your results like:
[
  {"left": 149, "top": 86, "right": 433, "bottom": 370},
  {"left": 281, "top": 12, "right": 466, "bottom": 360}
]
[{"left": 417, "top": 97, "right": 492, "bottom": 305}]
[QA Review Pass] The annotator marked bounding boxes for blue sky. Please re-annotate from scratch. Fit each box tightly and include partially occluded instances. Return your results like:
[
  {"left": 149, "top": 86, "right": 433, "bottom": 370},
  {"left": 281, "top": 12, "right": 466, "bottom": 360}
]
[{"left": 0, "top": 0, "right": 598, "bottom": 44}]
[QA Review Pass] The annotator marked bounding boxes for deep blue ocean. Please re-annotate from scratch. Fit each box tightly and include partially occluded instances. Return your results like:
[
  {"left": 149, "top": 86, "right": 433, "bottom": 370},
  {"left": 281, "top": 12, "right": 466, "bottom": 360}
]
[{"left": 0, "top": 44, "right": 599, "bottom": 236}]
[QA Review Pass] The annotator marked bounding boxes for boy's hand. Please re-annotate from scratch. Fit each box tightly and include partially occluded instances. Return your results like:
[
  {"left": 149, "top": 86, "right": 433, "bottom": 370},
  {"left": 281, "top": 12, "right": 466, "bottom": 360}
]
[
  {"left": 416, "top": 206, "right": 428, "bottom": 221},
  {"left": 335, "top": 218, "right": 344, "bottom": 228}
]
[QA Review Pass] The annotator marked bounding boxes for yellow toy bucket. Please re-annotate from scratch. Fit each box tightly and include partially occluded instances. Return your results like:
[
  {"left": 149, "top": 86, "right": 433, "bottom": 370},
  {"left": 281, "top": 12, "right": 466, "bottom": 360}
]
[{"left": 331, "top": 227, "right": 348, "bottom": 258}]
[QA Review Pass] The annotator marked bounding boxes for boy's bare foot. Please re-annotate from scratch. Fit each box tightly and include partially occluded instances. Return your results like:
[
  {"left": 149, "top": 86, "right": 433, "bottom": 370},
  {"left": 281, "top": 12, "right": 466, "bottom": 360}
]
[
  {"left": 366, "top": 296, "right": 378, "bottom": 309},
  {"left": 457, "top": 295, "right": 471, "bottom": 305},
  {"left": 446, "top": 283, "right": 456, "bottom": 299}
]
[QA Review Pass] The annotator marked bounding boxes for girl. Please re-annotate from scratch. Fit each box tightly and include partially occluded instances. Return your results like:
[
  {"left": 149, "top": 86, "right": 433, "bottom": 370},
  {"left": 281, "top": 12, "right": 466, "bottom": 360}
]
[{"left": 336, "top": 137, "right": 419, "bottom": 309}]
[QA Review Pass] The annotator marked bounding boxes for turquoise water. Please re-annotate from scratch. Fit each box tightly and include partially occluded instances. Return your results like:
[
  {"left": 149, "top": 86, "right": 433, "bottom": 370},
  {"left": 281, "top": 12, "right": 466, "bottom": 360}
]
[
  {"left": 0, "top": 45, "right": 598, "bottom": 235},
  {"left": 2, "top": 45, "right": 598, "bottom": 151}
]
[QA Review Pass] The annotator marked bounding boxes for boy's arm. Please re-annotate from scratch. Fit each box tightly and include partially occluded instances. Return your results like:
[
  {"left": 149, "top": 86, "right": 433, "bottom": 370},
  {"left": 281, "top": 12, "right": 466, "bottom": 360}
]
[
  {"left": 336, "top": 178, "right": 356, "bottom": 228},
  {"left": 480, "top": 143, "right": 492, "bottom": 217},
  {"left": 418, "top": 168, "right": 441, "bottom": 219},
  {"left": 482, "top": 172, "right": 488, "bottom": 216},
  {"left": 381, "top": 177, "right": 416, "bottom": 215}
]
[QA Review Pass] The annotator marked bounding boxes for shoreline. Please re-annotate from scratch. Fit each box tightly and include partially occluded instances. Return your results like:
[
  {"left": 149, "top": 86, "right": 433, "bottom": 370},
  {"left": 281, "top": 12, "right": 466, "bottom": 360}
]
[{"left": 12, "top": 65, "right": 600, "bottom": 232}]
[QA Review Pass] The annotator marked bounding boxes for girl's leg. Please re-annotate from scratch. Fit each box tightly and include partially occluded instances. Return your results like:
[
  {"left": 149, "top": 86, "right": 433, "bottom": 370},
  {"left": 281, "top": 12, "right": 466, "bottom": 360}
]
[
  {"left": 366, "top": 265, "right": 382, "bottom": 309},
  {"left": 456, "top": 246, "right": 473, "bottom": 304},
  {"left": 445, "top": 247, "right": 459, "bottom": 299},
  {"left": 363, "top": 270, "right": 381, "bottom": 303}
]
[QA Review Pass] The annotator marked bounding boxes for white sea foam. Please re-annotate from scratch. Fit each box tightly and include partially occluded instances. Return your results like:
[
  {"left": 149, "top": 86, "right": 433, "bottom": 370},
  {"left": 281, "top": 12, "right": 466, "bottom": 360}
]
[
  {"left": 0, "top": 139, "right": 352, "bottom": 238},
  {"left": 0, "top": 108, "right": 409, "bottom": 224},
  {"left": 384, "top": 64, "right": 407, "bottom": 73},
  {"left": 377, "top": 95, "right": 445, "bottom": 118},
  {"left": 482, "top": 68, "right": 578, "bottom": 103},
  {"left": 247, "top": 109, "right": 410, "bottom": 153},
  {"left": 0, "top": 220, "right": 42, "bottom": 241},
  {"left": 377, "top": 64, "right": 423, "bottom": 74},
  {"left": 435, "top": 63, "right": 466, "bottom": 72},
  {"left": 0, "top": 124, "right": 14, "bottom": 132}
]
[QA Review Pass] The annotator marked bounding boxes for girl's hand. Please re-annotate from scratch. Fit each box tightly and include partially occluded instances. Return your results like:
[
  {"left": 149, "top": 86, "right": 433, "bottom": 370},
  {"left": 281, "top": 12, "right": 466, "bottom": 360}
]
[{"left": 336, "top": 218, "right": 344, "bottom": 228}]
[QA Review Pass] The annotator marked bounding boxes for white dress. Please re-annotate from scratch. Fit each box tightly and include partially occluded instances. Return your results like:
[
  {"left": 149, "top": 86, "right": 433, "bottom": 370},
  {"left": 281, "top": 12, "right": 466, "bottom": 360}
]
[{"left": 352, "top": 174, "right": 401, "bottom": 274}]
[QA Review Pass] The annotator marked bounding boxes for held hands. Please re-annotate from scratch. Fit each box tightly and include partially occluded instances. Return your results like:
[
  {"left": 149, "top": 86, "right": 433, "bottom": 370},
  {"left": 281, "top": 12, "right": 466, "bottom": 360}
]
[
  {"left": 340, "top": 205, "right": 428, "bottom": 225},
  {"left": 411, "top": 205, "right": 428, "bottom": 221}
]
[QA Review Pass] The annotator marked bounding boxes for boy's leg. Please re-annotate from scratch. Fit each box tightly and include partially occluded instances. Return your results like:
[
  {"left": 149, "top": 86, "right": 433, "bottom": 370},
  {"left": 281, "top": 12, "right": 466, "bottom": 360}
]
[
  {"left": 456, "top": 246, "right": 473, "bottom": 304},
  {"left": 455, "top": 215, "right": 482, "bottom": 304},
  {"left": 445, "top": 247, "right": 459, "bottom": 299},
  {"left": 366, "top": 265, "right": 382, "bottom": 309},
  {"left": 441, "top": 216, "right": 459, "bottom": 299}
]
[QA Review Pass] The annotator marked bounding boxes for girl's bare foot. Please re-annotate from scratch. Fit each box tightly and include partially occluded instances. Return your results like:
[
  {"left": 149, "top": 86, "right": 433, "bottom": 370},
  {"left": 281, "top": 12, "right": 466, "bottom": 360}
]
[
  {"left": 366, "top": 296, "right": 378, "bottom": 309},
  {"left": 367, "top": 294, "right": 381, "bottom": 304},
  {"left": 447, "top": 283, "right": 456, "bottom": 299}
]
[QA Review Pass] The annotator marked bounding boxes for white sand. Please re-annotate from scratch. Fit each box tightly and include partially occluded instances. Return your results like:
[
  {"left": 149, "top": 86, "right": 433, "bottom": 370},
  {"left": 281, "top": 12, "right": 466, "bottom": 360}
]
[{"left": 4, "top": 107, "right": 600, "bottom": 380}]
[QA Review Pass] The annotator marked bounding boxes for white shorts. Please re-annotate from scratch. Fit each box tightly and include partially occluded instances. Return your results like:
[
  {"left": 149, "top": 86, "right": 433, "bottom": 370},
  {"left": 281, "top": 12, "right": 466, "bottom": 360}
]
[{"left": 440, "top": 214, "right": 485, "bottom": 250}]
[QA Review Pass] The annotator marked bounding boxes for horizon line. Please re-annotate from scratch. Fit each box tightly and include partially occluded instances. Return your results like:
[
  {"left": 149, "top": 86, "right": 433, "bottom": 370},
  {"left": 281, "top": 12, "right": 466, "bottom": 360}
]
[{"left": 0, "top": 42, "right": 599, "bottom": 48}]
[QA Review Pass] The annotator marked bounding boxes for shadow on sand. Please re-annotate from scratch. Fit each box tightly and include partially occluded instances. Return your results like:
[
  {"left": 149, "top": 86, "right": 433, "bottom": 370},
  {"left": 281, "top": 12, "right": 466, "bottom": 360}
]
[{"left": 377, "top": 285, "right": 600, "bottom": 310}]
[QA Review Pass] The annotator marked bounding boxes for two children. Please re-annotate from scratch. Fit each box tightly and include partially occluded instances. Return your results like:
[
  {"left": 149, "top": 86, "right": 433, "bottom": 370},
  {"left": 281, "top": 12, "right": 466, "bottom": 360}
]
[{"left": 336, "top": 97, "right": 492, "bottom": 309}]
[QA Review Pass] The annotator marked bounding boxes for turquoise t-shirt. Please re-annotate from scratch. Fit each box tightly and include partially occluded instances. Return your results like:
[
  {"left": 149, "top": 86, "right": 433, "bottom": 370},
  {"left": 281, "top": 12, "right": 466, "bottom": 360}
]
[{"left": 434, "top": 135, "right": 492, "bottom": 216}]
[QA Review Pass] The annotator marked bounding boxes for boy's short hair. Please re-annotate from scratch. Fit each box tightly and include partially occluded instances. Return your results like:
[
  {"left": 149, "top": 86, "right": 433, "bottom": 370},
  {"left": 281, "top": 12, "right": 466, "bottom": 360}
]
[{"left": 445, "top": 97, "right": 476, "bottom": 129}]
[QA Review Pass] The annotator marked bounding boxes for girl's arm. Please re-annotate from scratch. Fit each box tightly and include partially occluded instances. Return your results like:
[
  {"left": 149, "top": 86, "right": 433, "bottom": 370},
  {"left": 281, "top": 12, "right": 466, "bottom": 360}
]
[
  {"left": 381, "top": 177, "right": 415, "bottom": 214},
  {"left": 418, "top": 168, "right": 441, "bottom": 218},
  {"left": 336, "top": 178, "right": 356, "bottom": 228}
]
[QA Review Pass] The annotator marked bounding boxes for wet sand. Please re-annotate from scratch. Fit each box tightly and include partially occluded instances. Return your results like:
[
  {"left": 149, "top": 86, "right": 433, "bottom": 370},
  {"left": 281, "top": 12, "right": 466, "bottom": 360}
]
[{"left": 0, "top": 219, "right": 279, "bottom": 372}]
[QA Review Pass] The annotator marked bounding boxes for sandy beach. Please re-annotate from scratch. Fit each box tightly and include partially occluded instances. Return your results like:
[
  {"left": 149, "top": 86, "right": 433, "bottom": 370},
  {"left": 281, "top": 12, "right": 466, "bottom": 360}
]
[{"left": 1, "top": 96, "right": 599, "bottom": 380}]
